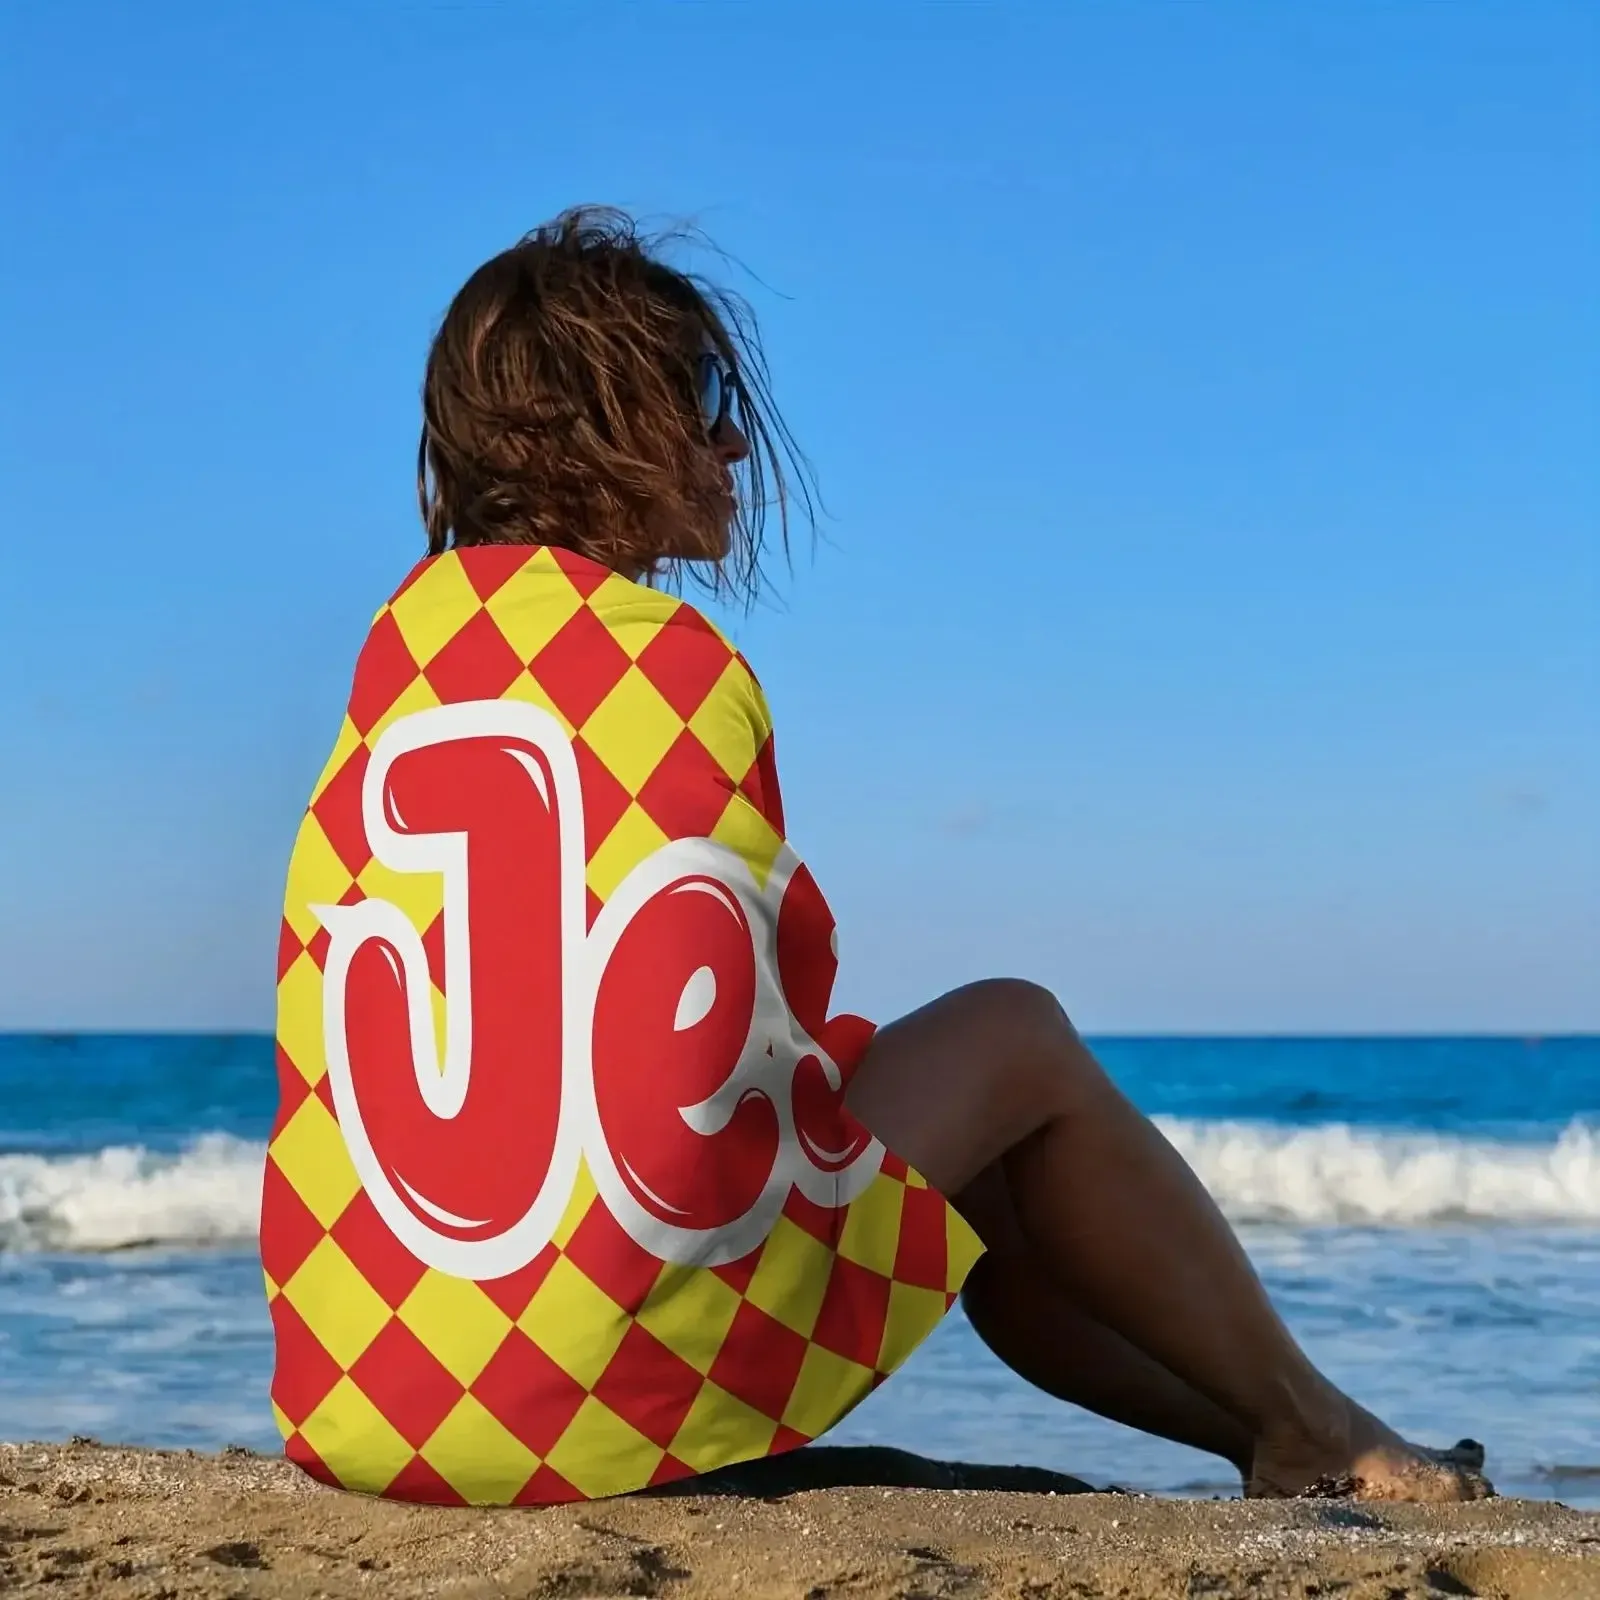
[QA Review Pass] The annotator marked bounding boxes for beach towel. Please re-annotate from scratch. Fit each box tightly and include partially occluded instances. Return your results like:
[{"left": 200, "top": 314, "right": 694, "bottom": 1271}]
[{"left": 263, "top": 544, "right": 983, "bottom": 1505}]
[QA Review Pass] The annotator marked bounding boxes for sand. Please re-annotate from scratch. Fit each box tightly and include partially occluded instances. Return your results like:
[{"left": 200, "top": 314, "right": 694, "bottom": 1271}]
[{"left": 2, "top": 1439, "right": 1596, "bottom": 1599}]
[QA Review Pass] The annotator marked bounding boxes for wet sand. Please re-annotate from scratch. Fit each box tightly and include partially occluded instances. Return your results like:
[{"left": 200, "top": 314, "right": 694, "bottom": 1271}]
[{"left": 2, "top": 1439, "right": 1596, "bottom": 1599}]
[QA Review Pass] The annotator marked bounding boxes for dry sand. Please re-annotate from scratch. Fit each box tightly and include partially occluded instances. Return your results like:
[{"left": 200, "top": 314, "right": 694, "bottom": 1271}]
[{"left": 2, "top": 1439, "right": 1596, "bottom": 1599}]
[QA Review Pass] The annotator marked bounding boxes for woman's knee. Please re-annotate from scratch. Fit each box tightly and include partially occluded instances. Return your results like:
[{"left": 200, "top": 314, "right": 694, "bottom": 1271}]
[
  {"left": 954, "top": 978, "right": 1079, "bottom": 1070},
  {"left": 844, "top": 977, "right": 1095, "bottom": 1193}
]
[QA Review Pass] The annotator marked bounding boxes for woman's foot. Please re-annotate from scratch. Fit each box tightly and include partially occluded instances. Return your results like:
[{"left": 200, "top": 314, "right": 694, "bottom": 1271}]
[{"left": 1247, "top": 1399, "right": 1492, "bottom": 1502}]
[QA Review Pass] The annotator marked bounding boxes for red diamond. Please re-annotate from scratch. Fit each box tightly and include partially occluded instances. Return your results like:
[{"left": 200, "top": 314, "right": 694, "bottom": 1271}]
[
  {"left": 312, "top": 1073, "right": 338, "bottom": 1117},
  {"left": 781, "top": 1186, "right": 842, "bottom": 1247},
  {"left": 634, "top": 612, "right": 732, "bottom": 721},
  {"left": 590, "top": 1323, "right": 706, "bottom": 1449},
  {"left": 528, "top": 605, "right": 630, "bottom": 728},
  {"left": 634, "top": 729, "right": 736, "bottom": 842},
  {"left": 710, "top": 1246, "right": 762, "bottom": 1297},
  {"left": 892, "top": 1185, "right": 951, "bottom": 1291},
  {"left": 309, "top": 743, "right": 373, "bottom": 877},
  {"left": 386, "top": 559, "right": 434, "bottom": 607},
  {"left": 548, "top": 548, "right": 612, "bottom": 598},
  {"left": 563, "top": 1204, "right": 665, "bottom": 1315},
  {"left": 470, "top": 1328, "right": 589, "bottom": 1457},
  {"left": 458, "top": 545, "right": 535, "bottom": 602},
  {"left": 810, "top": 1257, "right": 891, "bottom": 1369},
  {"left": 647, "top": 1453, "right": 700, "bottom": 1490},
  {"left": 477, "top": 1244, "right": 558, "bottom": 1320},
  {"left": 285, "top": 1432, "right": 339, "bottom": 1487},
  {"left": 276, "top": 918, "right": 305, "bottom": 982},
  {"left": 422, "top": 604, "right": 523, "bottom": 703},
  {"left": 348, "top": 1320, "right": 465, "bottom": 1449},
  {"left": 348, "top": 610, "right": 420, "bottom": 736},
  {"left": 305, "top": 925, "right": 331, "bottom": 971},
  {"left": 269, "top": 1296, "right": 343, "bottom": 1429},
  {"left": 738, "top": 732, "right": 785, "bottom": 832},
  {"left": 272, "top": 1046, "right": 313, "bottom": 1123},
  {"left": 707, "top": 1302, "right": 809, "bottom": 1421},
  {"left": 330, "top": 1189, "right": 429, "bottom": 1309},
  {"left": 384, "top": 1456, "right": 468, "bottom": 1504},
  {"left": 571, "top": 735, "right": 633, "bottom": 858},
  {"left": 513, "top": 1462, "right": 584, "bottom": 1505},
  {"left": 260, "top": 1157, "right": 326, "bottom": 1288},
  {"left": 771, "top": 1423, "right": 811, "bottom": 1453}
]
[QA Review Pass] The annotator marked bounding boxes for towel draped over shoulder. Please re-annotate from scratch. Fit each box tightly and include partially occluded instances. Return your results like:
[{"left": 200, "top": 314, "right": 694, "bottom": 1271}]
[{"left": 264, "top": 545, "right": 982, "bottom": 1505}]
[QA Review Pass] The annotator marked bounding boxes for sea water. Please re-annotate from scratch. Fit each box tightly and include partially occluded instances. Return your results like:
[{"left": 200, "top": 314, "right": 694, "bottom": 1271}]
[{"left": 1, "top": 1035, "right": 1596, "bottom": 1505}]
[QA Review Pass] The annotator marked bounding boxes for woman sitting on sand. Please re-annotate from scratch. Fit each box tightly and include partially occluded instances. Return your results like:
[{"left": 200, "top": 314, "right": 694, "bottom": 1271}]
[{"left": 263, "top": 207, "right": 1484, "bottom": 1508}]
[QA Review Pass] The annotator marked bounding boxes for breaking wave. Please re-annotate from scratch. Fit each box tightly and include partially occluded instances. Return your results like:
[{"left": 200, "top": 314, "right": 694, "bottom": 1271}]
[
  {"left": 2, "top": 1120, "right": 1598, "bottom": 1252},
  {"left": 1158, "top": 1117, "right": 1600, "bottom": 1226}
]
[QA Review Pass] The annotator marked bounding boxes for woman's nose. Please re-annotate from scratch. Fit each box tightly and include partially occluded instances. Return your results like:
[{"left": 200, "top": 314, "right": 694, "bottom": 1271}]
[{"left": 715, "top": 418, "right": 751, "bottom": 465}]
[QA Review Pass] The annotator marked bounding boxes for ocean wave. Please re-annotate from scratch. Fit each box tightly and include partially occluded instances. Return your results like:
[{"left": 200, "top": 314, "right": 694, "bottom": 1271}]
[
  {"left": 1158, "top": 1118, "right": 1600, "bottom": 1226},
  {"left": 0, "top": 1135, "right": 265, "bottom": 1252},
  {"left": 2, "top": 1120, "right": 1599, "bottom": 1252}
]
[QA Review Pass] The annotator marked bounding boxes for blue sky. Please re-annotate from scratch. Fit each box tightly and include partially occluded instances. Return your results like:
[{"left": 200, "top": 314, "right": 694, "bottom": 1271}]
[{"left": 2, "top": 1, "right": 1595, "bottom": 1034}]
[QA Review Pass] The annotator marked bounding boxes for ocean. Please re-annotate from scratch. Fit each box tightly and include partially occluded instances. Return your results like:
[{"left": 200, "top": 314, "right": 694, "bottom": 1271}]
[{"left": 1, "top": 1035, "right": 1596, "bottom": 1506}]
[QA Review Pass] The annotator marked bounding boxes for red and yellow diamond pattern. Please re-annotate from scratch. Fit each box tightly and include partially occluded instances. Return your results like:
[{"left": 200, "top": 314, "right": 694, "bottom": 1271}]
[{"left": 266, "top": 545, "right": 983, "bottom": 1505}]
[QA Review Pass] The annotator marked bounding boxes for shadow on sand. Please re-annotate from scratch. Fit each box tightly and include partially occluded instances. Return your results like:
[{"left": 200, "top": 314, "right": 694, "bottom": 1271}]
[{"left": 638, "top": 1444, "right": 1097, "bottom": 1499}]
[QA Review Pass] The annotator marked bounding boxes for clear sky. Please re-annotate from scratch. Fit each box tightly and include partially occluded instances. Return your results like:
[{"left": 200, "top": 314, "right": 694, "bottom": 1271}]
[{"left": 1, "top": 1, "right": 1595, "bottom": 1034}]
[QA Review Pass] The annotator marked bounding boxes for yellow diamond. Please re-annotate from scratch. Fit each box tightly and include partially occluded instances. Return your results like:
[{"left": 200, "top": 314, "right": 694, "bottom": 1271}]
[
  {"left": 299, "top": 1376, "right": 414, "bottom": 1495},
  {"left": 543, "top": 1395, "right": 665, "bottom": 1499},
  {"left": 709, "top": 793, "right": 784, "bottom": 889},
  {"left": 636, "top": 1264, "right": 743, "bottom": 1376},
  {"left": 517, "top": 1256, "right": 627, "bottom": 1387},
  {"left": 268, "top": 1096, "right": 358, "bottom": 1228},
  {"left": 308, "top": 717, "right": 363, "bottom": 806},
  {"left": 947, "top": 1205, "right": 984, "bottom": 1293},
  {"left": 355, "top": 855, "right": 444, "bottom": 942},
  {"left": 283, "top": 815, "right": 355, "bottom": 945},
  {"left": 364, "top": 670, "right": 442, "bottom": 742},
  {"left": 585, "top": 802, "right": 671, "bottom": 903},
  {"left": 282, "top": 1237, "right": 393, "bottom": 1370},
  {"left": 744, "top": 1218, "right": 835, "bottom": 1338},
  {"left": 388, "top": 555, "right": 482, "bottom": 666},
  {"left": 501, "top": 668, "right": 576, "bottom": 733},
  {"left": 668, "top": 1381, "right": 778, "bottom": 1474},
  {"left": 580, "top": 665, "right": 685, "bottom": 795},
  {"left": 274, "top": 951, "right": 329, "bottom": 1088},
  {"left": 485, "top": 569, "right": 584, "bottom": 662},
  {"left": 551, "top": 1160, "right": 599, "bottom": 1250},
  {"left": 837, "top": 1176, "right": 905, "bottom": 1279},
  {"left": 592, "top": 581, "right": 680, "bottom": 659},
  {"left": 878, "top": 1281, "right": 949, "bottom": 1373},
  {"left": 419, "top": 1393, "right": 538, "bottom": 1505},
  {"left": 780, "top": 1343, "right": 875, "bottom": 1438},
  {"left": 396, "top": 1271, "right": 512, "bottom": 1387},
  {"left": 686, "top": 659, "right": 763, "bottom": 780}
]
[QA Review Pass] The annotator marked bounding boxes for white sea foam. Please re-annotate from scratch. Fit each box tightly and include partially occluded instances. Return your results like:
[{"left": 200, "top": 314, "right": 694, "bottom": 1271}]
[
  {"left": 0, "top": 1135, "right": 265, "bottom": 1252},
  {"left": 1, "top": 1120, "right": 1598, "bottom": 1252},
  {"left": 1158, "top": 1118, "right": 1600, "bottom": 1226}
]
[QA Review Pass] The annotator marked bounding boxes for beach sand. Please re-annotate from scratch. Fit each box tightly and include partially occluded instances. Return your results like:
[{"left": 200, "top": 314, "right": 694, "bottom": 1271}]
[{"left": 2, "top": 1439, "right": 1595, "bottom": 1599}]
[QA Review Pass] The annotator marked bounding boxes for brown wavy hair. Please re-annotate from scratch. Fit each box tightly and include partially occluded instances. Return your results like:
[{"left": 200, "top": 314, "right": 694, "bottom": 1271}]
[{"left": 417, "top": 206, "right": 813, "bottom": 605}]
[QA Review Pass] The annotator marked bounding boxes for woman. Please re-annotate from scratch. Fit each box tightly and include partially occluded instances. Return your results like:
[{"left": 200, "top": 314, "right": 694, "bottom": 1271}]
[{"left": 263, "top": 207, "right": 1484, "bottom": 1507}]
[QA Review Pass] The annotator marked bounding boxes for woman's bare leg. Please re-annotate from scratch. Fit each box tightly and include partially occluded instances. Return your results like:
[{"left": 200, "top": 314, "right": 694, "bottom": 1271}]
[
  {"left": 844, "top": 980, "right": 1486, "bottom": 1501},
  {"left": 953, "top": 1166, "right": 1253, "bottom": 1475}
]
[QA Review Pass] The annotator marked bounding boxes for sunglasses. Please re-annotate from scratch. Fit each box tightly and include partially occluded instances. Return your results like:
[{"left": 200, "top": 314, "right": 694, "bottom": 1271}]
[{"left": 695, "top": 351, "right": 738, "bottom": 434}]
